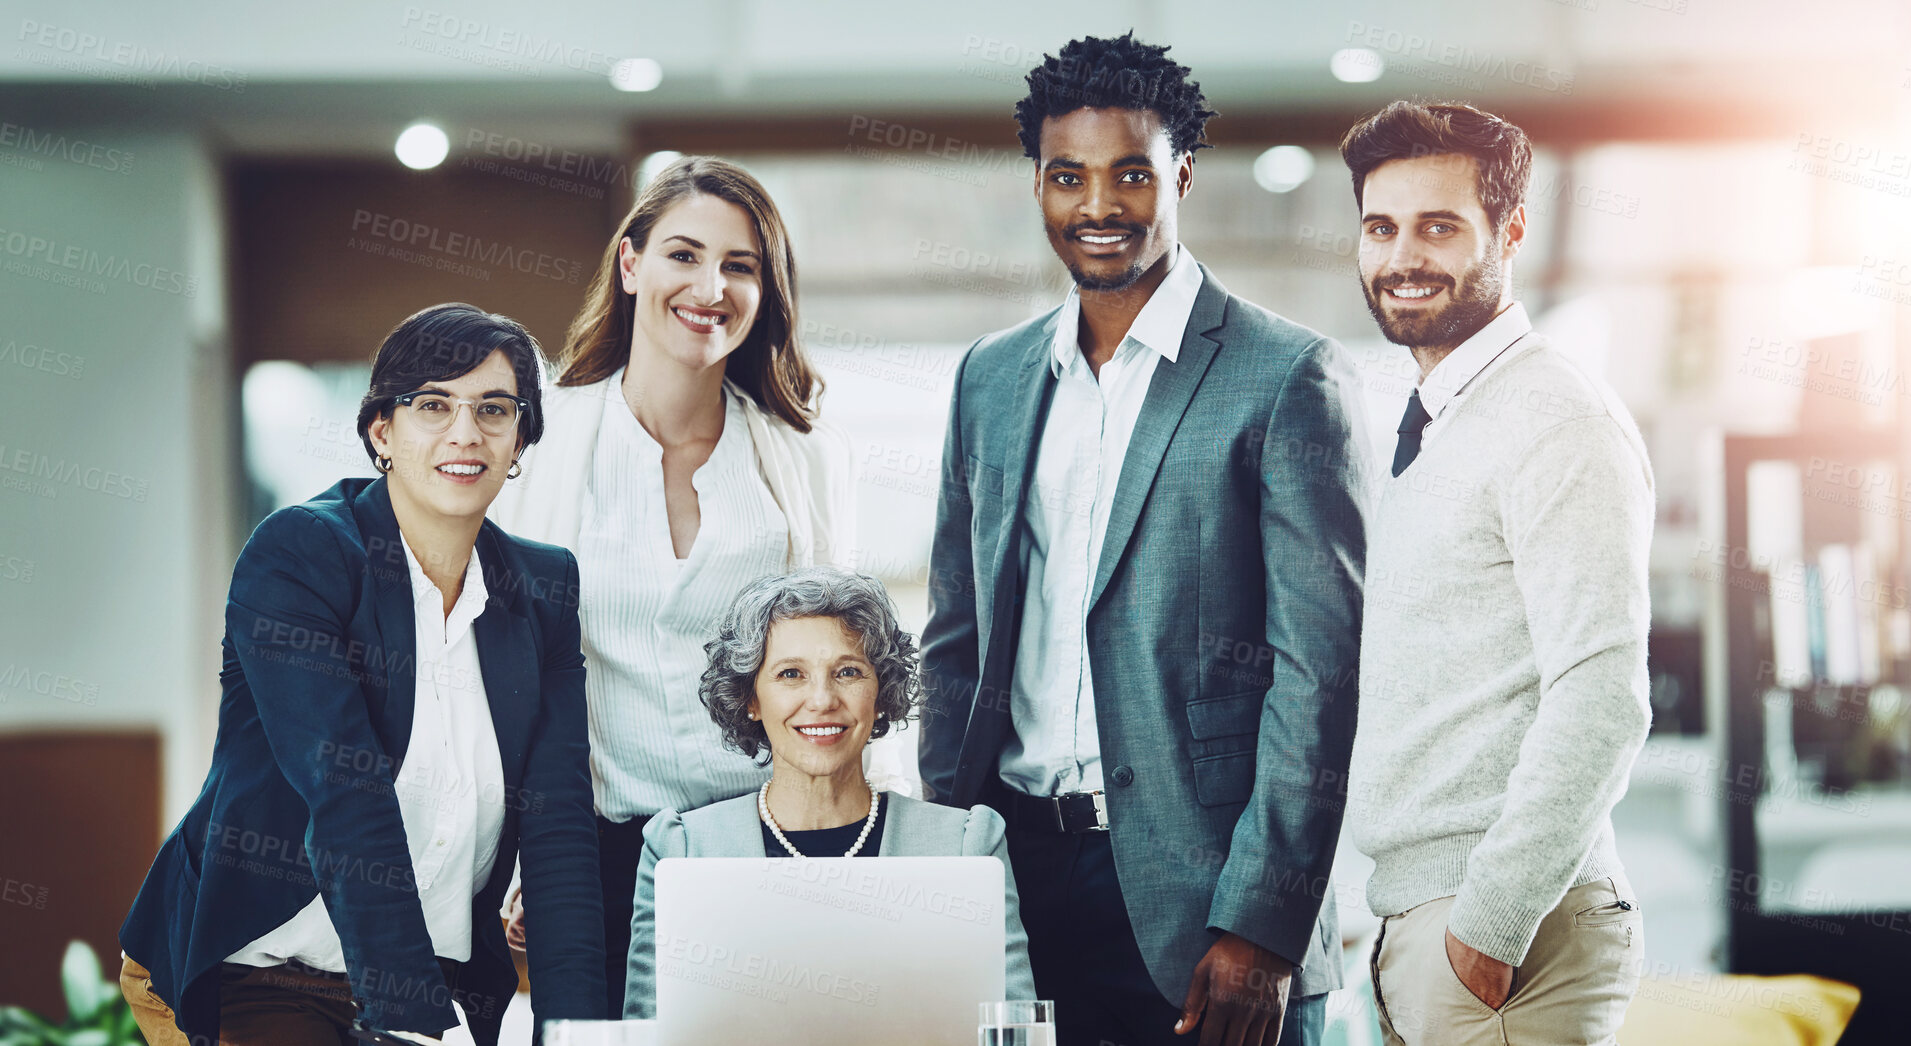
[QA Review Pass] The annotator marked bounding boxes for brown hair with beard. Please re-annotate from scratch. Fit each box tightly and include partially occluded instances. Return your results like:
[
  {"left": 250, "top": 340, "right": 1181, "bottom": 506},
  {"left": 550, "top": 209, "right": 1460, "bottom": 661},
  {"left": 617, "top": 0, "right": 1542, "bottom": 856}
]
[
  {"left": 556, "top": 155, "right": 818, "bottom": 432},
  {"left": 1338, "top": 101, "right": 1532, "bottom": 231}
]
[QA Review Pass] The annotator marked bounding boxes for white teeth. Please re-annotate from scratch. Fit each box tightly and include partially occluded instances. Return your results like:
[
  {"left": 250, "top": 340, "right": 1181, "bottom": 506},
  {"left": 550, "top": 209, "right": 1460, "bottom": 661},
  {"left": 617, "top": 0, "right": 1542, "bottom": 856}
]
[
  {"left": 437, "top": 463, "right": 483, "bottom": 475},
  {"left": 797, "top": 725, "right": 845, "bottom": 737},
  {"left": 1080, "top": 234, "right": 1127, "bottom": 244},
  {"left": 674, "top": 307, "right": 724, "bottom": 327},
  {"left": 1391, "top": 286, "right": 1436, "bottom": 299}
]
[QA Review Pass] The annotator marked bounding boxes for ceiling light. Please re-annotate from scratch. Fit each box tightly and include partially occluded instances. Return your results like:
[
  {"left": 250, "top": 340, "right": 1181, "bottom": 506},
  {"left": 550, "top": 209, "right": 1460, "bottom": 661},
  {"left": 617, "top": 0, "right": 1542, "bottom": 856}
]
[
  {"left": 611, "top": 58, "right": 663, "bottom": 92},
  {"left": 1330, "top": 48, "right": 1384, "bottom": 83},
  {"left": 1253, "top": 146, "right": 1316, "bottom": 194},
  {"left": 394, "top": 123, "right": 449, "bottom": 170}
]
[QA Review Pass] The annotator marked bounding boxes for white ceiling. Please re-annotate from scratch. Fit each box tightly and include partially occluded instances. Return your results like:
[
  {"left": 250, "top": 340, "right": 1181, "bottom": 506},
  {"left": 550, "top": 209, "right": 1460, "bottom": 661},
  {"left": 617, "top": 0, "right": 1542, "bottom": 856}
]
[{"left": 4, "top": 0, "right": 1906, "bottom": 154}]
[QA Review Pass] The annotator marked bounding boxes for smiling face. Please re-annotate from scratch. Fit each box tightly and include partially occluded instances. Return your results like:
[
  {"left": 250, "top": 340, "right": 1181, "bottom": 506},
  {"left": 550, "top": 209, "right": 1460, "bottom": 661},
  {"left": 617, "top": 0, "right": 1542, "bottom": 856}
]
[
  {"left": 1357, "top": 153, "right": 1524, "bottom": 355},
  {"left": 748, "top": 615, "right": 879, "bottom": 784},
  {"left": 620, "top": 193, "right": 764, "bottom": 374},
  {"left": 1036, "top": 107, "right": 1191, "bottom": 292},
  {"left": 368, "top": 348, "right": 520, "bottom": 526}
]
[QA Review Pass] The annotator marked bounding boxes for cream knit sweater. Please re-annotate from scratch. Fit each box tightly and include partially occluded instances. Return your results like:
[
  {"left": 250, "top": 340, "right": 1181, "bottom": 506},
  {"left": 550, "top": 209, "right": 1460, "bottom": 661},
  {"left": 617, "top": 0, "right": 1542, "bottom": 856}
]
[{"left": 1349, "top": 335, "right": 1655, "bottom": 966}]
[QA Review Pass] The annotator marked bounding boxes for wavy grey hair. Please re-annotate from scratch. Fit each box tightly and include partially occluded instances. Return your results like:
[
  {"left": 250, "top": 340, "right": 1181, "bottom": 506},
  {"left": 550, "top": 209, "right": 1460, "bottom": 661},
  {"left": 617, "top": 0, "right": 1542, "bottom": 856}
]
[{"left": 700, "top": 566, "right": 923, "bottom": 764}]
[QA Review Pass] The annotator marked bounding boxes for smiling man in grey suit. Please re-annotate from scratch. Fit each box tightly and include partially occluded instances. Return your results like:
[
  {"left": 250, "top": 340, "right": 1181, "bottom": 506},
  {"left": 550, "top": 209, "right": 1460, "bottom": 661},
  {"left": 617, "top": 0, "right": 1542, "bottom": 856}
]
[{"left": 919, "top": 33, "right": 1371, "bottom": 1046}]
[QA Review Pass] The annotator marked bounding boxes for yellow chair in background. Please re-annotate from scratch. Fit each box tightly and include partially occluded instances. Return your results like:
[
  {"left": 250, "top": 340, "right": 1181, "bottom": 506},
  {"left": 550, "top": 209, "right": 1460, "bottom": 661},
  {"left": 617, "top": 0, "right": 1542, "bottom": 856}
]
[{"left": 1619, "top": 972, "right": 1859, "bottom": 1045}]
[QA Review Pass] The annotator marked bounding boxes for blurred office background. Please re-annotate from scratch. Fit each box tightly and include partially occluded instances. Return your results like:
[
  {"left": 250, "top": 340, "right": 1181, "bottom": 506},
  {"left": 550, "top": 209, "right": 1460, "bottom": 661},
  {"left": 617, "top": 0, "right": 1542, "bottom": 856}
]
[{"left": 2, "top": 0, "right": 1909, "bottom": 1042}]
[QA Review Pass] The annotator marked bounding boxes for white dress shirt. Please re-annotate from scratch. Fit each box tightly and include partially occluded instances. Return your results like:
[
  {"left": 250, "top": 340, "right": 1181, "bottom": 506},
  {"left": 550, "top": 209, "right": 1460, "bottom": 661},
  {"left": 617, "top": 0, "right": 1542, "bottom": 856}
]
[
  {"left": 228, "top": 539, "right": 506, "bottom": 969},
  {"left": 999, "top": 245, "right": 1204, "bottom": 797},
  {"left": 1417, "top": 301, "right": 1533, "bottom": 447},
  {"left": 576, "top": 374, "right": 785, "bottom": 820}
]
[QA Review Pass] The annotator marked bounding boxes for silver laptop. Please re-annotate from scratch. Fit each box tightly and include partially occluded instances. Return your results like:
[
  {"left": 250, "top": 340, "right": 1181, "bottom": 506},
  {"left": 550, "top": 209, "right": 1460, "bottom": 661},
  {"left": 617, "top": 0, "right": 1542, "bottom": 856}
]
[{"left": 653, "top": 856, "right": 1007, "bottom": 1045}]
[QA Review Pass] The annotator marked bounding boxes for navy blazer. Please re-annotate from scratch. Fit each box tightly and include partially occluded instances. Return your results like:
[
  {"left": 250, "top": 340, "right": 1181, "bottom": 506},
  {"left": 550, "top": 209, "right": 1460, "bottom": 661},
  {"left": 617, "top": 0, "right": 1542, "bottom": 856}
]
[
  {"left": 919, "top": 264, "right": 1371, "bottom": 1001},
  {"left": 120, "top": 477, "right": 606, "bottom": 1045}
]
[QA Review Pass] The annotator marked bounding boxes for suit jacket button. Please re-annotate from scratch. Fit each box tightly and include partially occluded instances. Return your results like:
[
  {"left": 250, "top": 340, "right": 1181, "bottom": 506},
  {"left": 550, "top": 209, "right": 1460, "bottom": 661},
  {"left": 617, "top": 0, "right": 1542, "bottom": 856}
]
[{"left": 1111, "top": 765, "right": 1135, "bottom": 787}]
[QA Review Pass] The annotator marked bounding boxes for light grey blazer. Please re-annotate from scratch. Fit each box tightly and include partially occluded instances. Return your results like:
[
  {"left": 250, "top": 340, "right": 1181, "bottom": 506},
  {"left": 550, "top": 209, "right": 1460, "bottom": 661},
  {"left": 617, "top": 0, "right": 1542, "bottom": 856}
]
[
  {"left": 622, "top": 791, "right": 1037, "bottom": 1017},
  {"left": 919, "top": 263, "right": 1372, "bottom": 1001}
]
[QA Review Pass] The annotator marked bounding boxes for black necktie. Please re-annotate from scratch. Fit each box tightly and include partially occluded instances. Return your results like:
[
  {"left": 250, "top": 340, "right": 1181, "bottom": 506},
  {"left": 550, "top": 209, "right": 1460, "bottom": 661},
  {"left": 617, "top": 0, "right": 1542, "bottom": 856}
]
[{"left": 1392, "top": 389, "right": 1432, "bottom": 477}]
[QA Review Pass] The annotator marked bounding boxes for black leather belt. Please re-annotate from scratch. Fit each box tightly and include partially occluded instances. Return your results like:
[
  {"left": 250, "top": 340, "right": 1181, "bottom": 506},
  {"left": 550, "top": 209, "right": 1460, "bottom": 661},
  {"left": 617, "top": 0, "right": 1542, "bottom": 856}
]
[{"left": 1004, "top": 788, "right": 1109, "bottom": 833}]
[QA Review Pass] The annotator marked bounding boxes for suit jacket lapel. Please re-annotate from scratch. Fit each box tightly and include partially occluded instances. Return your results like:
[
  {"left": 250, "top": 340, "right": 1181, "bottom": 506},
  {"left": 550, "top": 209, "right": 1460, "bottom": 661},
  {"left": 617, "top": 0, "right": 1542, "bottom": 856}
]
[
  {"left": 981, "top": 321, "right": 1058, "bottom": 667},
  {"left": 473, "top": 526, "right": 538, "bottom": 787},
  {"left": 1087, "top": 269, "right": 1229, "bottom": 612},
  {"left": 354, "top": 479, "right": 420, "bottom": 764}
]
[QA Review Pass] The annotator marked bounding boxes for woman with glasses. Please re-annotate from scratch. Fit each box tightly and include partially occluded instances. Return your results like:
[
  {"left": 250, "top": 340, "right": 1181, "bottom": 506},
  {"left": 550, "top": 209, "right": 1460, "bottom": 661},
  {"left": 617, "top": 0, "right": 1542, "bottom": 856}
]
[
  {"left": 489, "top": 156, "right": 856, "bottom": 1014},
  {"left": 119, "top": 303, "right": 606, "bottom": 1046}
]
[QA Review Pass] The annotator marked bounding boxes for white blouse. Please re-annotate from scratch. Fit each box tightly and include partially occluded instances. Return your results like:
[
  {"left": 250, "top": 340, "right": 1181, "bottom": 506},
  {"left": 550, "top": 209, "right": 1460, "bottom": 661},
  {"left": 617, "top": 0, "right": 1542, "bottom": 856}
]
[
  {"left": 577, "top": 373, "right": 786, "bottom": 820},
  {"left": 228, "top": 539, "right": 505, "bottom": 968}
]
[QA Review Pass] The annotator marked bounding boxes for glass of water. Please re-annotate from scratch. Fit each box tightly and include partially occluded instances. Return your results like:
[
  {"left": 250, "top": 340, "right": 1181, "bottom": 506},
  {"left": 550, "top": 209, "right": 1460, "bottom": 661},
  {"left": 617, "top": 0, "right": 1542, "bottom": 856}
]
[
  {"left": 979, "top": 1000, "right": 1057, "bottom": 1046},
  {"left": 542, "top": 1020, "right": 658, "bottom": 1045}
]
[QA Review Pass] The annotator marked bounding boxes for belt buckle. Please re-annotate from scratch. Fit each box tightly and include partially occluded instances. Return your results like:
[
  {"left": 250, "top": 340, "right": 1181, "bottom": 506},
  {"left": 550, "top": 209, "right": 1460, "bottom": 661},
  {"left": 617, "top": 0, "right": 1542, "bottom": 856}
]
[{"left": 1051, "top": 790, "right": 1109, "bottom": 833}]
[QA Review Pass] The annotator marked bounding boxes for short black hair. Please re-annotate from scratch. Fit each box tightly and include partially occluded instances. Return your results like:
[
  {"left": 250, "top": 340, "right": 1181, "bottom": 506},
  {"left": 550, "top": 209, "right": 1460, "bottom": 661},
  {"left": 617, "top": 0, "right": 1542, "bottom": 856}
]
[
  {"left": 355, "top": 302, "right": 546, "bottom": 465},
  {"left": 1338, "top": 101, "right": 1533, "bottom": 231},
  {"left": 1014, "top": 32, "right": 1217, "bottom": 161}
]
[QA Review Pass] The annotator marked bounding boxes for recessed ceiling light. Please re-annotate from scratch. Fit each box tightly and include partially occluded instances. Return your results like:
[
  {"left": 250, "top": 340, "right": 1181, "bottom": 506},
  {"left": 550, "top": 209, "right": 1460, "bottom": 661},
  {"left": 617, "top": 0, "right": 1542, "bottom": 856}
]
[
  {"left": 1330, "top": 48, "right": 1384, "bottom": 84},
  {"left": 394, "top": 122, "right": 449, "bottom": 170},
  {"left": 611, "top": 58, "right": 663, "bottom": 92},
  {"left": 639, "top": 150, "right": 683, "bottom": 189},
  {"left": 1253, "top": 145, "right": 1316, "bottom": 194}
]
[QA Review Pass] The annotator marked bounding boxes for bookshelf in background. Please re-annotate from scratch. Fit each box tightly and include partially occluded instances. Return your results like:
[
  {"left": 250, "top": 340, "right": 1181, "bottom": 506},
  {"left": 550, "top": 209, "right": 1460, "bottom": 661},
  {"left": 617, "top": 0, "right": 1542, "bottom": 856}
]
[{"left": 1719, "top": 430, "right": 1911, "bottom": 1044}]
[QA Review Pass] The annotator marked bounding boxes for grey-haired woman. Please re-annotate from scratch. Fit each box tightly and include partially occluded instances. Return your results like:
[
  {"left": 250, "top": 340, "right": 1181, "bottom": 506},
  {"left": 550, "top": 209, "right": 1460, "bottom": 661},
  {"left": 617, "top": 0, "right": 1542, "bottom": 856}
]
[{"left": 621, "top": 566, "right": 1035, "bottom": 1015}]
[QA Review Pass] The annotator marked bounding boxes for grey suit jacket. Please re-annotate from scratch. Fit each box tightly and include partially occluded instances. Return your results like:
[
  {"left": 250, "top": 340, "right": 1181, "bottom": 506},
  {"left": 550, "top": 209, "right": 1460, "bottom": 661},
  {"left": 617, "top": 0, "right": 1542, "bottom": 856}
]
[
  {"left": 918, "top": 263, "right": 1371, "bottom": 1000},
  {"left": 622, "top": 791, "right": 1037, "bottom": 1016}
]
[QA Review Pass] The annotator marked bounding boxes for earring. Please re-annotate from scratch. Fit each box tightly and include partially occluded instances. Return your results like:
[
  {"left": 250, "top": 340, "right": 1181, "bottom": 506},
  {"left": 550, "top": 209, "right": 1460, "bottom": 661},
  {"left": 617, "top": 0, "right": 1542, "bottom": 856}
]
[
  {"left": 507, "top": 460, "right": 522, "bottom": 480},
  {"left": 376, "top": 455, "right": 393, "bottom": 473},
  {"left": 747, "top": 711, "right": 757, "bottom": 720}
]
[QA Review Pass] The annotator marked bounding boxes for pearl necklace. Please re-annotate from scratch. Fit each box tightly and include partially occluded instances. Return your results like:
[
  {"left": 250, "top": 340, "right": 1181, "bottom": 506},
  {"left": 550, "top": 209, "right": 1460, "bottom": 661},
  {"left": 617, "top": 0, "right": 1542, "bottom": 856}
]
[{"left": 758, "top": 778, "right": 880, "bottom": 858}]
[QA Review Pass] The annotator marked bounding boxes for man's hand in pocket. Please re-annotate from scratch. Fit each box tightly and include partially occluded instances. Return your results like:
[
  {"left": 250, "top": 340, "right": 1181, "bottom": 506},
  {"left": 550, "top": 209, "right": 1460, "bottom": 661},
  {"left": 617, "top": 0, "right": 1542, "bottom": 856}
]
[{"left": 1445, "top": 928, "right": 1513, "bottom": 1010}]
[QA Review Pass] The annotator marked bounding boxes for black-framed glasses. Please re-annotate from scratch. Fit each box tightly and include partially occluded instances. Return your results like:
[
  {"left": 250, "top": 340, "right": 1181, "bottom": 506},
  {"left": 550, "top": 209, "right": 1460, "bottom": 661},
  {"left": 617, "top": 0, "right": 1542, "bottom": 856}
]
[{"left": 391, "top": 391, "right": 529, "bottom": 436}]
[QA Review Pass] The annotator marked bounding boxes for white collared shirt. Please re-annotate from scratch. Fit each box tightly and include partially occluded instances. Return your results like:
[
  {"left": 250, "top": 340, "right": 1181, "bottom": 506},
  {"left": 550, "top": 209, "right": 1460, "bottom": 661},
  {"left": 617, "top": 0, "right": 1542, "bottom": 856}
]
[
  {"left": 228, "top": 539, "right": 506, "bottom": 969},
  {"left": 1000, "top": 245, "right": 1204, "bottom": 797},
  {"left": 576, "top": 375, "right": 784, "bottom": 819},
  {"left": 1416, "top": 301, "right": 1533, "bottom": 446}
]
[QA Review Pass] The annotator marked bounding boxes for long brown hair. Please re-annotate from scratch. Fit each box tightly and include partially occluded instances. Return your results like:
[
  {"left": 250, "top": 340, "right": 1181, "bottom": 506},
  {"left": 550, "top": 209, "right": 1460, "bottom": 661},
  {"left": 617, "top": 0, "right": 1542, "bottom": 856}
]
[{"left": 556, "top": 155, "right": 818, "bottom": 432}]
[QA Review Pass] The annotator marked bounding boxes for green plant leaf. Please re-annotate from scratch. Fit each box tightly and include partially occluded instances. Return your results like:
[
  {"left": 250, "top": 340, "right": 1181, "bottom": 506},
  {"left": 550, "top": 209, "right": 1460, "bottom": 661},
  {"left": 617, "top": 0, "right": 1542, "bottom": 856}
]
[
  {"left": 59, "top": 942, "right": 103, "bottom": 1026},
  {"left": 65, "top": 1030, "right": 109, "bottom": 1046},
  {"left": 0, "top": 1005, "right": 56, "bottom": 1033},
  {"left": 112, "top": 1002, "right": 137, "bottom": 1044}
]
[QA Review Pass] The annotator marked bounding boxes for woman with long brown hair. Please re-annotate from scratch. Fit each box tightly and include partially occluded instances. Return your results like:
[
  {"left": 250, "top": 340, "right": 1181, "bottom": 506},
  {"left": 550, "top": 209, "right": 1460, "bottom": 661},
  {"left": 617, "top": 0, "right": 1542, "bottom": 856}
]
[{"left": 489, "top": 155, "right": 854, "bottom": 1015}]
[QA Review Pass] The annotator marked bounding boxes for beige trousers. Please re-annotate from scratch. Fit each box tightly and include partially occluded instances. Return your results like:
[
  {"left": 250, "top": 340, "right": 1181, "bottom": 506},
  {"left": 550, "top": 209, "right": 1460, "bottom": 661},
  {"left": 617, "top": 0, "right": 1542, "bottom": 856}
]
[{"left": 1372, "top": 874, "right": 1642, "bottom": 1045}]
